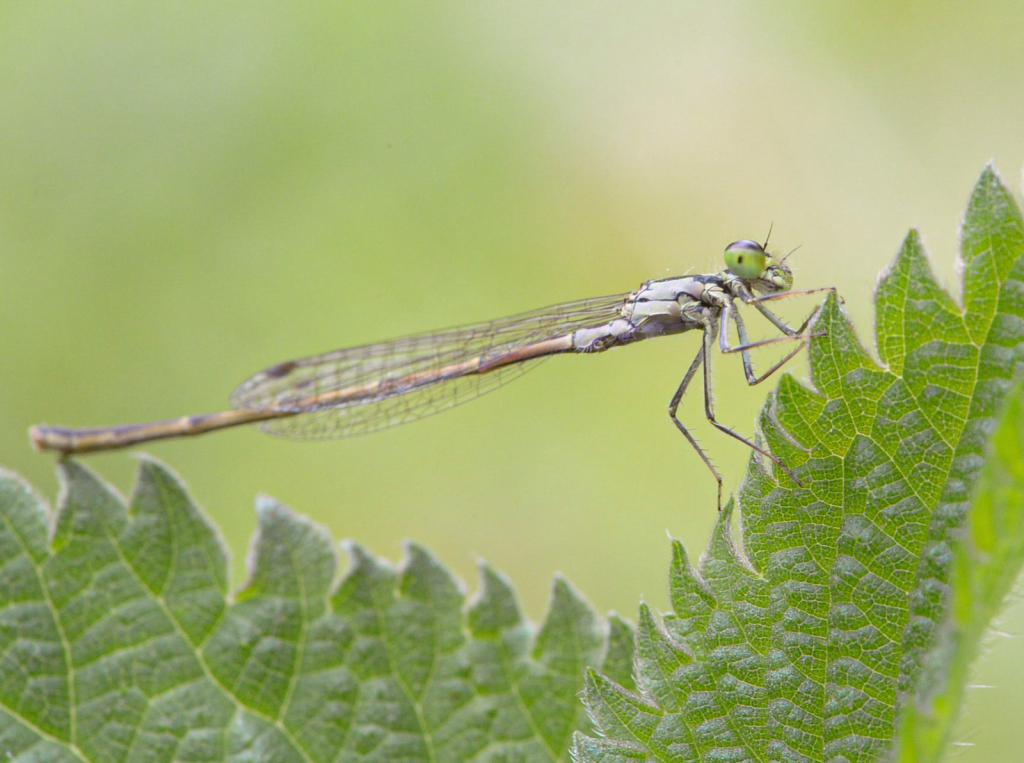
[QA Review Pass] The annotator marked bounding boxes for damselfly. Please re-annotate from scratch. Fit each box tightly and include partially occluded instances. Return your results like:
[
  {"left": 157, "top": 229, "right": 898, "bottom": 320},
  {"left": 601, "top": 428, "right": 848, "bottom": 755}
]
[{"left": 30, "top": 237, "right": 833, "bottom": 509}]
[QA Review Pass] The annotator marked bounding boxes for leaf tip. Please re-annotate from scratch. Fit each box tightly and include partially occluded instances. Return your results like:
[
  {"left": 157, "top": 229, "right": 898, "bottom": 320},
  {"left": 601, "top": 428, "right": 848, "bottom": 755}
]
[
  {"left": 669, "top": 537, "right": 688, "bottom": 568},
  {"left": 551, "top": 572, "right": 590, "bottom": 609},
  {"left": 718, "top": 496, "right": 737, "bottom": 523},
  {"left": 400, "top": 539, "right": 450, "bottom": 578},
  {"left": 130, "top": 449, "right": 174, "bottom": 471},
  {"left": 53, "top": 457, "right": 127, "bottom": 545},
  {"left": 473, "top": 558, "right": 515, "bottom": 599},
  {"left": 338, "top": 539, "right": 377, "bottom": 574},
  {"left": 978, "top": 159, "right": 1002, "bottom": 185},
  {"left": 341, "top": 539, "right": 397, "bottom": 590},
  {"left": 130, "top": 454, "right": 207, "bottom": 518},
  {"left": 607, "top": 610, "right": 633, "bottom": 629},
  {"left": 253, "top": 492, "right": 319, "bottom": 533},
  {"left": 239, "top": 494, "right": 337, "bottom": 598},
  {"left": 637, "top": 599, "right": 656, "bottom": 624},
  {"left": 398, "top": 539, "right": 465, "bottom": 602},
  {"left": 468, "top": 560, "right": 522, "bottom": 634},
  {"left": 965, "top": 161, "right": 1015, "bottom": 230},
  {"left": 538, "top": 573, "right": 602, "bottom": 656}
]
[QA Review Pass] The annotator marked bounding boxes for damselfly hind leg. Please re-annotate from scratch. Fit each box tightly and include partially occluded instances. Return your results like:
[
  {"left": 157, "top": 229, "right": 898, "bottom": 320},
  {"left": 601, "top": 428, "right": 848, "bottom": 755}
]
[
  {"left": 669, "top": 324, "right": 805, "bottom": 512},
  {"left": 668, "top": 344, "right": 724, "bottom": 510}
]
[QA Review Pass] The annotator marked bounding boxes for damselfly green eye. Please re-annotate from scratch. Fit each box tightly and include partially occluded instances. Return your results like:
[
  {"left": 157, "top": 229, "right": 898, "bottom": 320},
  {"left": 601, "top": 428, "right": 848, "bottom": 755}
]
[{"left": 724, "top": 239, "right": 767, "bottom": 279}]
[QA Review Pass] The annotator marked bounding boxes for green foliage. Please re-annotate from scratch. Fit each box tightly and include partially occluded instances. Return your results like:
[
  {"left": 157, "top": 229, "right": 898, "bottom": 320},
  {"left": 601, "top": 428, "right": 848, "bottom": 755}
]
[
  {"left": 891, "top": 386, "right": 1024, "bottom": 762},
  {"left": 573, "top": 164, "right": 1024, "bottom": 762},
  {"left": 0, "top": 457, "right": 633, "bottom": 762},
  {"left": 3, "top": 165, "right": 1024, "bottom": 763}
]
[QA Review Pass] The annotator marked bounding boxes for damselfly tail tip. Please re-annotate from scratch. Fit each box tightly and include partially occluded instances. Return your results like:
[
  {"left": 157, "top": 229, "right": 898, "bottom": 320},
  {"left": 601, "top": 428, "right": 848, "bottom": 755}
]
[
  {"left": 28, "top": 424, "right": 50, "bottom": 452},
  {"left": 28, "top": 424, "right": 73, "bottom": 457}
]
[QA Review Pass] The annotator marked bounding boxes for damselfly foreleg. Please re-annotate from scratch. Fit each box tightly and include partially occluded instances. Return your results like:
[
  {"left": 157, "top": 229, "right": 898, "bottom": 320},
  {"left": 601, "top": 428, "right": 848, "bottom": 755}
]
[
  {"left": 728, "top": 308, "right": 809, "bottom": 385},
  {"left": 745, "top": 287, "right": 838, "bottom": 336},
  {"left": 749, "top": 286, "right": 838, "bottom": 304},
  {"left": 721, "top": 299, "right": 826, "bottom": 385}
]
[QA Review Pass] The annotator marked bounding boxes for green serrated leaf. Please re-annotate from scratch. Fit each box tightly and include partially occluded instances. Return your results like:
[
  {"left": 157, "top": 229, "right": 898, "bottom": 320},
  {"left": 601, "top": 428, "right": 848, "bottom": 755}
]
[
  {"left": 0, "top": 457, "right": 631, "bottom": 762},
  {"left": 575, "top": 164, "right": 1024, "bottom": 763},
  {"left": 890, "top": 382, "right": 1024, "bottom": 762},
  {"left": 6, "top": 164, "right": 1023, "bottom": 763}
]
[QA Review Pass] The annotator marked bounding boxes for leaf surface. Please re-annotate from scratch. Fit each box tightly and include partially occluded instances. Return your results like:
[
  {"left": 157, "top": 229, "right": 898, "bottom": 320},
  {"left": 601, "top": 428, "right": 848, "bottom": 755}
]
[
  {"left": 891, "top": 383, "right": 1024, "bottom": 762},
  {"left": 0, "top": 457, "right": 631, "bottom": 762}
]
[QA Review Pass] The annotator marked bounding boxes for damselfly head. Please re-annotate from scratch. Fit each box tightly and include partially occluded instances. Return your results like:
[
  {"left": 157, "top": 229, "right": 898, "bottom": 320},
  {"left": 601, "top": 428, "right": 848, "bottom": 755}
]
[{"left": 723, "top": 239, "right": 794, "bottom": 292}]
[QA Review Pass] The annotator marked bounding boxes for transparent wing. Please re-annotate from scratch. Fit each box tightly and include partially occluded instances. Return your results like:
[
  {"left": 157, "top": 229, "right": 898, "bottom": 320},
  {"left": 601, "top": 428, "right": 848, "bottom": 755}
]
[{"left": 230, "top": 292, "right": 630, "bottom": 439}]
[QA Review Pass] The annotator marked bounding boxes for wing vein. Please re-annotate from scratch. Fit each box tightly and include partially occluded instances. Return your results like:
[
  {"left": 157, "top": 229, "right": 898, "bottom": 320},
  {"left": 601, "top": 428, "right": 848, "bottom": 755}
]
[{"left": 229, "top": 292, "right": 630, "bottom": 439}]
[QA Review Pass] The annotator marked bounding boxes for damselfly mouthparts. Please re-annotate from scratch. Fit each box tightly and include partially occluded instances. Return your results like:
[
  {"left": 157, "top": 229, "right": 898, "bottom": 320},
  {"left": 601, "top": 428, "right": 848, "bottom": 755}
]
[{"left": 30, "top": 237, "right": 833, "bottom": 509}]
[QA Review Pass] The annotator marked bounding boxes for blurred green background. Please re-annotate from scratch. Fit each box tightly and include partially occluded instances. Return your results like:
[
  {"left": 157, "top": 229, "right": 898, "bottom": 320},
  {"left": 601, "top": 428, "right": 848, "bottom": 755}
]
[{"left": 2, "top": 2, "right": 1023, "bottom": 757}]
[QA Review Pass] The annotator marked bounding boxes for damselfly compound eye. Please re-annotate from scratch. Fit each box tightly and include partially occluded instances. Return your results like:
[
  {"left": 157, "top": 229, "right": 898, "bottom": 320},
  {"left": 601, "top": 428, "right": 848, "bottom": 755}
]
[{"left": 724, "top": 240, "right": 767, "bottom": 279}]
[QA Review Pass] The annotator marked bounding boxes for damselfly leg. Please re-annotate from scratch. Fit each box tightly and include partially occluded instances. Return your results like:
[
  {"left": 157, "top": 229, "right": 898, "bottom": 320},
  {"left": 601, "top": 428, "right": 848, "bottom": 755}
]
[
  {"left": 728, "top": 308, "right": 809, "bottom": 384},
  {"left": 722, "top": 293, "right": 829, "bottom": 384},
  {"left": 671, "top": 295, "right": 824, "bottom": 510},
  {"left": 668, "top": 344, "right": 724, "bottom": 506},
  {"left": 745, "top": 286, "right": 838, "bottom": 336}
]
